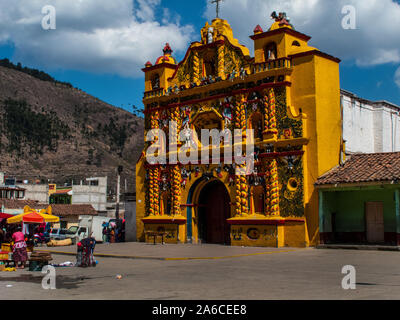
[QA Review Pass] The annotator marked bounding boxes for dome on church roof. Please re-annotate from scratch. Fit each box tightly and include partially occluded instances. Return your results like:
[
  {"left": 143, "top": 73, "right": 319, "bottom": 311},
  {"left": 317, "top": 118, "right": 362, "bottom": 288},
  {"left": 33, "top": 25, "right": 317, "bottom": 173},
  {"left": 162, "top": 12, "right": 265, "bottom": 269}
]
[
  {"left": 155, "top": 43, "right": 177, "bottom": 65},
  {"left": 155, "top": 55, "right": 177, "bottom": 65}
]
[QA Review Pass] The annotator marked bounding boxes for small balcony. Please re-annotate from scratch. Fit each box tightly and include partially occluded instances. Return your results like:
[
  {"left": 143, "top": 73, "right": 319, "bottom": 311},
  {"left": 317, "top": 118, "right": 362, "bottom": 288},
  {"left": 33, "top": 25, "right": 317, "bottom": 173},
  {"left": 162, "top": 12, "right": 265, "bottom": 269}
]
[
  {"left": 253, "top": 57, "right": 292, "bottom": 74},
  {"left": 143, "top": 88, "right": 165, "bottom": 99}
]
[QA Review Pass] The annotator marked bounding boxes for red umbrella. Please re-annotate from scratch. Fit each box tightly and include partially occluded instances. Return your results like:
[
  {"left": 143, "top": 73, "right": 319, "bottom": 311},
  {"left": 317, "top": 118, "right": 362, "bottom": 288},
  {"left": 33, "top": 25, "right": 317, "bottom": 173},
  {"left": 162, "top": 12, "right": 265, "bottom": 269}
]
[{"left": 0, "top": 212, "right": 13, "bottom": 219}]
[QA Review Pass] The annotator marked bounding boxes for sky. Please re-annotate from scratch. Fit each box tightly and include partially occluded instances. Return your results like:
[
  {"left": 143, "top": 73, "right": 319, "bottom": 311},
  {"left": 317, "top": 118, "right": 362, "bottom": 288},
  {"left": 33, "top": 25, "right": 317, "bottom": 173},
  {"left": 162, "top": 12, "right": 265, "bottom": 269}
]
[{"left": 0, "top": 0, "right": 400, "bottom": 112}]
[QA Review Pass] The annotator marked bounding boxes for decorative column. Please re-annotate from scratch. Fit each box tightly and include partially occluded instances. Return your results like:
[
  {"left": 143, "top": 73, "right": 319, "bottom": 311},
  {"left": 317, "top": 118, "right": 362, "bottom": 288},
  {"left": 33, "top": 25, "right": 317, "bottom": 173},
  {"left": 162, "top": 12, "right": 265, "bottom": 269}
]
[
  {"left": 170, "top": 106, "right": 182, "bottom": 216},
  {"left": 264, "top": 163, "right": 271, "bottom": 215},
  {"left": 148, "top": 111, "right": 160, "bottom": 216},
  {"left": 149, "top": 168, "right": 155, "bottom": 216},
  {"left": 171, "top": 165, "right": 181, "bottom": 215},
  {"left": 264, "top": 88, "right": 278, "bottom": 135},
  {"left": 240, "top": 96, "right": 247, "bottom": 134},
  {"left": 263, "top": 90, "right": 270, "bottom": 132},
  {"left": 235, "top": 175, "right": 242, "bottom": 216},
  {"left": 265, "top": 159, "right": 280, "bottom": 216},
  {"left": 233, "top": 95, "right": 249, "bottom": 216},
  {"left": 217, "top": 45, "right": 225, "bottom": 80},
  {"left": 193, "top": 51, "right": 200, "bottom": 84},
  {"left": 240, "top": 169, "right": 249, "bottom": 215}
]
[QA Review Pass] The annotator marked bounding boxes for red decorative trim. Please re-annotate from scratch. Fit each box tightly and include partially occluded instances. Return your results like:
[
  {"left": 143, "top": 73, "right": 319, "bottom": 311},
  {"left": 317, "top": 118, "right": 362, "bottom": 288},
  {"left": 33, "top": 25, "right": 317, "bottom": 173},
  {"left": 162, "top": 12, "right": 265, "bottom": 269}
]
[
  {"left": 142, "top": 218, "right": 186, "bottom": 225},
  {"left": 228, "top": 218, "right": 305, "bottom": 225},
  {"left": 289, "top": 50, "right": 341, "bottom": 63},
  {"left": 143, "top": 81, "right": 291, "bottom": 114},
  {"left": 142, "top": 63, "right": 178, "bottom": 73},
  {"left": 249, "top": 28, "right": 311, "bottom": 42}
]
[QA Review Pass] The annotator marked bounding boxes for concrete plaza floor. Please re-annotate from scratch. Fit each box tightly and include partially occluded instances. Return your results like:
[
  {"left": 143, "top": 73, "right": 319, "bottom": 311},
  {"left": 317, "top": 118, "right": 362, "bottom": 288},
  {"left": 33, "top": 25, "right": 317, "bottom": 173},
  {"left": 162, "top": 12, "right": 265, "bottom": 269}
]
[
  {"left": 1, "top": 243, "right": 400, "bottom": 300},
  {"left": 35, "top": 242, "right": 298, "bottom": 259}
]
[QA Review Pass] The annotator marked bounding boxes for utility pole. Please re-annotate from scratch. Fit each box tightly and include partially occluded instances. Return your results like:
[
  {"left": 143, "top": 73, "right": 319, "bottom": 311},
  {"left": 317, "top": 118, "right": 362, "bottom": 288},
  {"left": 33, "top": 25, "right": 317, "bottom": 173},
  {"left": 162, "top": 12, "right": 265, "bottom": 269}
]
[{"left": 115, "top": 165, "right": 123, "bottom": 220}]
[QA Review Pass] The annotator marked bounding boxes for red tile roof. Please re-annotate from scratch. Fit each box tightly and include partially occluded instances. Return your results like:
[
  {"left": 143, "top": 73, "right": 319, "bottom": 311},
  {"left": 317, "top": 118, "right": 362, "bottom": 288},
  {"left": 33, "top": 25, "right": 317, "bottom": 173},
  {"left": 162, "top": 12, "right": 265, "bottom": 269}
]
[
  {"left": 0, "top": 199, "right": 46, "bottom": 209},
  {"left": 49, "top": 204, "right": 97, "bottom": 216},
  {"left": 0, "top": 200, "right": 97, "bottom": 216},
  {"left": 316, "top": 152, "right": 400, "bottom": 186}
]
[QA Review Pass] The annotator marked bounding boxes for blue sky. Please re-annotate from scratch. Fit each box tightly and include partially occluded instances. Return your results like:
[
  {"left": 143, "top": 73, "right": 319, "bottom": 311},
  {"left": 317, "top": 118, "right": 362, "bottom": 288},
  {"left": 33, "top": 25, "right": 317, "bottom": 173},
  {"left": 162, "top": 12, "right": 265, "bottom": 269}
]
[{"left": 0, "top": 0, "right": 399, "bottom": 112}]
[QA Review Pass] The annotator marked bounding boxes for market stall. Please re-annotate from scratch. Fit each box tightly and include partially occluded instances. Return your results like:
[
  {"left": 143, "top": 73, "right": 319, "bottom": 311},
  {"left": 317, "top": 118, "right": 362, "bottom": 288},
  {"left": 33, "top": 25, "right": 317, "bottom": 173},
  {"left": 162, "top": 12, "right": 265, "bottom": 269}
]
[
  {"left": 0, "top": 212, "right": 15, "bottom": 269},
  {"left": 2, "top": 206, "right": 59, "bottom": 271}
]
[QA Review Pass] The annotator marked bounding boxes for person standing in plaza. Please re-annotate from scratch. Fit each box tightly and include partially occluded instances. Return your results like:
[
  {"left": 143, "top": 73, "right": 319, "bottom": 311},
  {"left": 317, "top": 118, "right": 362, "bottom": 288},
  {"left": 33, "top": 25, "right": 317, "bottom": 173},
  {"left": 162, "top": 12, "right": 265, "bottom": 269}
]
[
  {"left": 76, "top": 241, "right": 83, "bottom": 267},
  {"left": 102, "top": 221, "right": 108, "bottom": 243},
  {"left": 12, "top": 227, "right": 28, "bottom": 269}
]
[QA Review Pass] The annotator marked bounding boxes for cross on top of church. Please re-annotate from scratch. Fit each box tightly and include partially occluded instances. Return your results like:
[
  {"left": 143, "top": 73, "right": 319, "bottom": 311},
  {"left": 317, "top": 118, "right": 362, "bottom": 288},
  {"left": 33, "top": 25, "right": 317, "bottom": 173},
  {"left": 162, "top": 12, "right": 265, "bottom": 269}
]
[{"left": 211, "top": 0, "right": 223, "bottom": 19}]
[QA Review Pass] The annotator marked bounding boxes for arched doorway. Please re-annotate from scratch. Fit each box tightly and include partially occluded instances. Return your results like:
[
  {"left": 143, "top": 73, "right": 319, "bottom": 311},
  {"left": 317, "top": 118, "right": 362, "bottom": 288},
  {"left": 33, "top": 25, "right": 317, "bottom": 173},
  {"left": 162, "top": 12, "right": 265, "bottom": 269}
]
[{"left": 198, "top": 179, "right": 231, "bottom": 245}]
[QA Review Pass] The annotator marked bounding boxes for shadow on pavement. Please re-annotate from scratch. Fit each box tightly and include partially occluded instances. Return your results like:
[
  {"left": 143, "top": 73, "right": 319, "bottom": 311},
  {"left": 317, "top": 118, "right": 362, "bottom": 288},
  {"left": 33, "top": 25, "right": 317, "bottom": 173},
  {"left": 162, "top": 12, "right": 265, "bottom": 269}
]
[{"left": 0, "top": 274, "right": 89, "bottom": 289}]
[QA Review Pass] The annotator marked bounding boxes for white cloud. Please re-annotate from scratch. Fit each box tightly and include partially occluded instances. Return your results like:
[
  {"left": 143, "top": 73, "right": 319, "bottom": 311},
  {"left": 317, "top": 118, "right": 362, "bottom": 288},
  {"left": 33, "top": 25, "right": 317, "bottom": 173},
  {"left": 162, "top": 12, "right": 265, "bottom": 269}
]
[
  {"left": 395, "top": 67, "right": 400, "bottom": 88},
  {"left": 204, "top": 0, "right": 400, "bottom": 67},
  {"left": 0, "top": 0, "right": 194, "bottom": 77}
]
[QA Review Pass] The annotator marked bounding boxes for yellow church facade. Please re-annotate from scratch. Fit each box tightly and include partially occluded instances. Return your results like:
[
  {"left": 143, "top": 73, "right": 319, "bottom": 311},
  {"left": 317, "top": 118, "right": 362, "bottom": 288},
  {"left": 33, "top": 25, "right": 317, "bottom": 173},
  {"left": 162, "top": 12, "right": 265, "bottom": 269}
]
[{"left": 136, "top": 13, "right": 341, "bottom": 247}]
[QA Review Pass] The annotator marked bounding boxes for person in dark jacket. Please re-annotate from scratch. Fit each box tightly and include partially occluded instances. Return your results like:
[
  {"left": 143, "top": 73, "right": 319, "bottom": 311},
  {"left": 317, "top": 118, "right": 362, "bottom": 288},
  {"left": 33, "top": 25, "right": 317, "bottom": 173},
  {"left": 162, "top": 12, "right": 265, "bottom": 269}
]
[{"left": 78, "top": 233, "right": 96, "bottom": 267}]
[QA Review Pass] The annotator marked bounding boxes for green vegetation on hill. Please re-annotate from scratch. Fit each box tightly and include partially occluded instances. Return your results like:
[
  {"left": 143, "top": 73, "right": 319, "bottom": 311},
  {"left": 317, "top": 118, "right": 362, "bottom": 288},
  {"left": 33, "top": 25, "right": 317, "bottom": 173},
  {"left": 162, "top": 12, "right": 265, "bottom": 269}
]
[
  {"left": 1, "top": 98, "right": 71, "bottom": 155},
  {"left": 0, "top": 58, "right": 73, "bottom": 88}
]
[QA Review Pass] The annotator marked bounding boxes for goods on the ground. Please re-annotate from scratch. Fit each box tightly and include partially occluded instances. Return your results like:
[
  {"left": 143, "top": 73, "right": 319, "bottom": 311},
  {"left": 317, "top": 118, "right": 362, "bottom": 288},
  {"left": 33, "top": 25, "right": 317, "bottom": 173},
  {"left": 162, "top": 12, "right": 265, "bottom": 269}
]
[
  {"left": 29, "top": 251, "right": 53, "bottom": 261},
  {"left": 47, "top": 238, "right": 72, "bottom": 247}
]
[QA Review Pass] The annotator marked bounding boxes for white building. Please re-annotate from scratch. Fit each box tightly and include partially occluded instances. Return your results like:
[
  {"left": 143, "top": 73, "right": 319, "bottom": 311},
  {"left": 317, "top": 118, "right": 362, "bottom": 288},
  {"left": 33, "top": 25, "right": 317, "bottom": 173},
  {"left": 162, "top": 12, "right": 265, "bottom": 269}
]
[
  {"left": 13, "top": 176, "right": 108, "bottom": 213},
  {"left": 18, "top": 184, "right": 48, "bottom": 203},
  {"left": 341, "top": 89, "right": 400, "bottom": 154},
  {"left": 72, "top": 177, "right": 108, "bottom": 213}
]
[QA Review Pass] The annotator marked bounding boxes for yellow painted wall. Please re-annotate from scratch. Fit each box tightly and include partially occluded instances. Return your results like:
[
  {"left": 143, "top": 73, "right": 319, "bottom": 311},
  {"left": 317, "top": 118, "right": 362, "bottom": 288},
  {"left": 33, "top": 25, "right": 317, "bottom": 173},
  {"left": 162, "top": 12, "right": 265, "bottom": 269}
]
[
  {"left": 136, "top": 156, "right": 147, "bottom": 242},
  {"left": 289, "top": 53, "right": 341, "bottom": 245}
]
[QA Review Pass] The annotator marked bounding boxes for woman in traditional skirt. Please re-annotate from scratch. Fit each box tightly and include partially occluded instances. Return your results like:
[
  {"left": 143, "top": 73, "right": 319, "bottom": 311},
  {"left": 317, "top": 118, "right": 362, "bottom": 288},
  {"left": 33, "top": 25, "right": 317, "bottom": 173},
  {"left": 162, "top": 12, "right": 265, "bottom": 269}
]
[{"left": 12, "top": 227, "right": 28, "bottom": 269}]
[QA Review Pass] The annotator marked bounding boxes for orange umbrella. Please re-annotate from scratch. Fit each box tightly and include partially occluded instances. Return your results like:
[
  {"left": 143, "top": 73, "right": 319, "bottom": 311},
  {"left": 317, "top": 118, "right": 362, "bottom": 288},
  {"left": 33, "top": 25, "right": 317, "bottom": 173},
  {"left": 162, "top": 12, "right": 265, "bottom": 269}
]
[{"left": 7, "top": 206, "right": 59, "bottom": 224}]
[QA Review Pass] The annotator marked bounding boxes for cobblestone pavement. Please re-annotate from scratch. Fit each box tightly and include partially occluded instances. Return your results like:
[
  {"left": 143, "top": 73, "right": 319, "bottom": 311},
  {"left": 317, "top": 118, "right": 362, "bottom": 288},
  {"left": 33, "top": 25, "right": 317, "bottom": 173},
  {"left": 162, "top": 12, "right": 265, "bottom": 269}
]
[{"left": 1, "top": 246, "right": 400, "bottom": 300}]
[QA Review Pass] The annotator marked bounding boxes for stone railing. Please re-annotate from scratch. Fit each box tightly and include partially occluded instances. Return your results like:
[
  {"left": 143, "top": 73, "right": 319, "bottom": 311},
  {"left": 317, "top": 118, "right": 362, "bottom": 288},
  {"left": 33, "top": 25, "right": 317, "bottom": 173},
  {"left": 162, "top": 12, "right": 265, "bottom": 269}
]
[
  {"left": 253, "top": 57, "right": 292, "bottom": 74},
  {"left": 143, "top": 88, "right": 165, "bottom": 99}
]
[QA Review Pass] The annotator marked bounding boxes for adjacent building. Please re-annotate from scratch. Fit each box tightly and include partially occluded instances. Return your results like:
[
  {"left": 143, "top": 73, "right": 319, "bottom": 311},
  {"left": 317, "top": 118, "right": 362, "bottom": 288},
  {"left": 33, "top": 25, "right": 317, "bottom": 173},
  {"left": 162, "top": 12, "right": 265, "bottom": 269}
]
[
  {"left": 0, "top": 199, "right": 97, "bottom": 229},
  {"left": 0, "top": 173, "right": 26, "bottom": 200},
  {"left": 48, "top": 177, "right": 108, "bottom": 213},
  {"left": 316, "top": 152, "right": 400, "bottom": 246},
  {"left": 341, "top": 89, "right": 400, "bottom": 155}
]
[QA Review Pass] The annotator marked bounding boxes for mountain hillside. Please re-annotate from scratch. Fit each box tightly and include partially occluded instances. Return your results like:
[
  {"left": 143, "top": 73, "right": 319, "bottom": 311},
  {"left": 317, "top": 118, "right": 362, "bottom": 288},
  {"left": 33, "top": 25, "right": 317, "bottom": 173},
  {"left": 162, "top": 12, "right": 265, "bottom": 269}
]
[{"left": 0, "top": 61, "right": 144, "bottom": 195}]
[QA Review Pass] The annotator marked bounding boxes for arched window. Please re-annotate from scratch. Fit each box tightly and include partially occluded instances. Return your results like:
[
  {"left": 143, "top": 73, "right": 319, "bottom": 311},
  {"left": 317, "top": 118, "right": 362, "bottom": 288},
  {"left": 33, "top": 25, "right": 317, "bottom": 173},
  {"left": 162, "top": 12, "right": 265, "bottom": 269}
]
[
  {"left": 292, "top": 40, "right": 301, "bottom": 47},
  {"left": 264, "top": 42, "right": 277, "bottom": 61},
  {"left": 151, "top": 73, "right": 160, "bottom": 90}
]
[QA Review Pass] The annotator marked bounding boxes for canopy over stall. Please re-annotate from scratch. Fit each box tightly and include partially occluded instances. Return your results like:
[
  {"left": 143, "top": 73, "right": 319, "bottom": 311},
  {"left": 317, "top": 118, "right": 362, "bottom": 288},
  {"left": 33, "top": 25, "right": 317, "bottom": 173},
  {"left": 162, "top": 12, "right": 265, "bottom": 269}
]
[{"left": 7, "top": 206, "right": 59, "bottom": 224}]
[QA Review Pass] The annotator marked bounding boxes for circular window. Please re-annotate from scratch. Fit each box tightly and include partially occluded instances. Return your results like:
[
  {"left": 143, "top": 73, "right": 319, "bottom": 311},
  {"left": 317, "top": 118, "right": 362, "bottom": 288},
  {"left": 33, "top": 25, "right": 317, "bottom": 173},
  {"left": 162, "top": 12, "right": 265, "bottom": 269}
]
[
  {"left": 247, "top": 228, "right": 260, "bottom": 240},
  {"left": 287, "top": 178, "right": 298, "bottom": 191}
]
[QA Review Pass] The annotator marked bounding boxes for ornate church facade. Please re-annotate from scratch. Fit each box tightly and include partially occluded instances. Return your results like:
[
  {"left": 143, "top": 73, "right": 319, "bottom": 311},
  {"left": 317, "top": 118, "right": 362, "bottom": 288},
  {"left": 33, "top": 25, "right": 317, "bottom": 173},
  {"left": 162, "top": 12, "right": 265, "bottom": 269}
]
[{"left": 136, "top": 13, "right": 342, "bottom": 247}]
